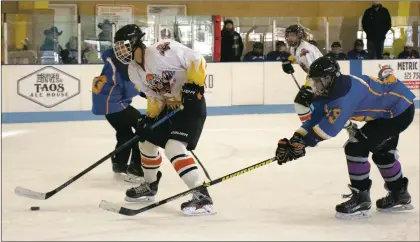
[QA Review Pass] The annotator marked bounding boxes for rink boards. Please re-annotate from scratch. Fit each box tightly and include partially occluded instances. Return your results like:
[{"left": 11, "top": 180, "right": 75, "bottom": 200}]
[{"left": 1, "top": 59, "right": 419, "bottom": 123}]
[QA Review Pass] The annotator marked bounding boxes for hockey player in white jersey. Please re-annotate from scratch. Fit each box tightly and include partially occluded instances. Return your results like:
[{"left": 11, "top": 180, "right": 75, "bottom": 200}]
[
  {"left": 281, "top": 25, "right": 355, "bottom": 133},
  {"left": 281, "top": 25, "right": 323, "bottom": 122},
  {"left": 112, "top": 24, "right": 215, "bottom": 216}
]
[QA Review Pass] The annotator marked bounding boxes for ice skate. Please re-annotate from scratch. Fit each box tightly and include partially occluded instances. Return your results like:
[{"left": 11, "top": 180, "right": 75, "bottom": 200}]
[
  {"left": 377, "top": 177, "right": 414, "bottom": 212},
  {"left": 125, "top": 171, "right": 162, "bottom": 202},
  {"left": 335, "top": 183, "right": 372, "bottom": 220},
  {"left": 124, "top": 162, "right": 145, "bottom": 184},
  {"left": 181, "top": 186, "right": 215, "bottom": 216}
]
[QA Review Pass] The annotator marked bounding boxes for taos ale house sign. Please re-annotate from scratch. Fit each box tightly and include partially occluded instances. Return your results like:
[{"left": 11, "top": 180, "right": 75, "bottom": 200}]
[{"left": 17, "top": 66, "right": 81, "bottom": 108}]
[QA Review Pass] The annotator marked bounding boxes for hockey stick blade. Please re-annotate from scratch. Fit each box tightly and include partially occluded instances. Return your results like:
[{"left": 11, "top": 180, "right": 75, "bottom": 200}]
[
  {"left": 13, "top": 108, "right": 181, "bottom": 201},
  {"left": 14, "top": 186, "right": 47, "bottom": 200},
  {"left": 100, "top": 157, "right": 276, "bottom": 216}
]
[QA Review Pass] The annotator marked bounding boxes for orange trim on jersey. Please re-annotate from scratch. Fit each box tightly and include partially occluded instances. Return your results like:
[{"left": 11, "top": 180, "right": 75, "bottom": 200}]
[
  {"left": 299, "top": 113, "right": 311, "bottom": 122},
  {"left": 356, "top": 109, "right": 394, "bottom": 118},
  {"left": 105, "top": 86, "right": 115, "bottom": 115},
  {"left": 174, "top": 157, "right": 195, "bottom": 172},
  {"left": 352, "top": 75, "right": 413, "bottom": 105},
  {"left": 141, "top": 156, "right": 162, "bottom": 166}
]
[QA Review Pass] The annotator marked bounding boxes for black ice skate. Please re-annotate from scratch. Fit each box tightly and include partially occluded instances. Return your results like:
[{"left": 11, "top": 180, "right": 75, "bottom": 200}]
[
  {"left": 125, "top": 171, "right": 162, "bottom": 202},
  {"left": 124, "top": 162, "right": 145, "bottom": 184},
  {"left": 112, "top": 157, "right": 127, "bottom": 174},
  {"left": 335, "top": 183, "right": 372, "bottom": 220},
  {"left": 181, "top": 186, "right": 215, "bottom": 216},
  {"left": 377, "top": 177, "right": 414, "bottom": 212}
]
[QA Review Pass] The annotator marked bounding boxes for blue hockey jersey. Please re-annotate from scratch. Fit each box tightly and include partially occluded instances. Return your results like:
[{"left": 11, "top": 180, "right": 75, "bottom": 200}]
[
  {"left": 91, "top": 49, "right": 142, "bottom": 115},
  {"left": 296, "top": 74, "right": 416, "bottom": 147}
]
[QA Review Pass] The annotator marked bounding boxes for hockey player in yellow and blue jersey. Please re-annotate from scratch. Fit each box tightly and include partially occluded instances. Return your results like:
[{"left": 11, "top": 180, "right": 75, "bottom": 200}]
[
  {"left": 91, "top": 42, "right": 146, "bottom": 183},
  {"left": 275, "top": 56, "right": 416, "bottom": 219}
]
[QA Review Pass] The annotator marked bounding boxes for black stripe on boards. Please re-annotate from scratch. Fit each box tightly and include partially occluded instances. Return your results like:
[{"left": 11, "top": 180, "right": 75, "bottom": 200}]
[
  {"left": 170, "top": 154, "right": 188, "bottom": 164},
  {"left": 141, "top": 165, "right": 160, "bottom": 170},
  {"left": 140, "top": 152, "right": 158, "bottom": 159},
  {"left": 179, "top": 166, "right": 198, "bottom": 177}
]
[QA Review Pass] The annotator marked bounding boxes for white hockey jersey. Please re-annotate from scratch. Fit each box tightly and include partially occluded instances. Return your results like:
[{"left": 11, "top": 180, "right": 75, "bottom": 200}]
[
  {"left": 289, "top": 40, "right": 323, "bottom": 73},
  {"left": 128, "top": 40, "right": 206, "bottom": 118}
]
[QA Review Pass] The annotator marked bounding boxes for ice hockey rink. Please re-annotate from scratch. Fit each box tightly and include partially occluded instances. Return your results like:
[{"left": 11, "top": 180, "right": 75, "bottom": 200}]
[{"left": 2, "top": 112, "right": 419, "bottom": 241}]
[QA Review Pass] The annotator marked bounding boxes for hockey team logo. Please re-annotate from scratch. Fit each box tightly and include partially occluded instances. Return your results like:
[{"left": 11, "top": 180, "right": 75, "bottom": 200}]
[
  {"left": 146, "top": 71, "right": 176, "bottom": 94},
  {"left": 17, "top": 66, "right": 80, "bottom": 108},
  {"left": 156, "top": 42, "right": 171, "bottom": 56},
  {"left": 299, "top": 48, "right": 309, "bottom": 57}
]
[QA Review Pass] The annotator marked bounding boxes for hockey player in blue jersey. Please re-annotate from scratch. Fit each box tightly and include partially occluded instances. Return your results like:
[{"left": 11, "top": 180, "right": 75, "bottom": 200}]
[
  {"left": 275, "top": 56, "right": 415, "bottom": 219},
  {"left": 91, "top": 30, "right": 147, "bottom": 183}
]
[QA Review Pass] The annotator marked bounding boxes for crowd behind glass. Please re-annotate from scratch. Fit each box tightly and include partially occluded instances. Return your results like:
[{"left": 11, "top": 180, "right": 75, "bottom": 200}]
[{"left": 4, "top": 9, "right": 419, "bottom": 65}]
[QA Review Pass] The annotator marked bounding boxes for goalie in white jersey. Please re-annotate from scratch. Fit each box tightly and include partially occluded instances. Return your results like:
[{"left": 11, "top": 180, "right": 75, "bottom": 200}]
[{"left": 113, "top": 24, "right": 215, "bottom": 216}]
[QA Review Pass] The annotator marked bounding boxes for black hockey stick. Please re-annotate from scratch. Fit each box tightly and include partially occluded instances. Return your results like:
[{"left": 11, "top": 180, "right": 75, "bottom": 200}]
[
  {"left": 191, "top": 151, "right": 212, "bottom": 181},
  {"left": 14, "top": 107, "right": 183, "bottom": 200},
  {"left": 99, "top": 157, "right": 276, "bottom": 216}
]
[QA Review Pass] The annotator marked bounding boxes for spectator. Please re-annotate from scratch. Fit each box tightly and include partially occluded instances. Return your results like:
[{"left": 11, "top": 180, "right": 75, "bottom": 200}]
[
  {"left": 325, "top": 41, "right": 347, "bottom": 60},
  {"left": 61, "top": 36, "right": 78, "bottom": 64},
  {"left": 362, "top": 1, "right": 391, "bottom": 59},
  {"left": 397, "top": 41, "right": 420, "bottom": 59},
  {"left": 243, "top": 42, "right": 265, "bottom": 62},
  {"left": 266, "top": 41, "right": 289, "bottom": 61},
  {"left": 221, "top": 19, "right": 243, "bottom": 62},
  {"left": 40, "top": 26, "right": 63, "bottom": 52},
  {"left": 98, "top": 19, "right": 113, "bottom": 42},
  {"left": 383, "top": 52, "right": 393, "bottom": 59},
  {"left": 347, "top": 39, "right": 370, "bottom": 60}
]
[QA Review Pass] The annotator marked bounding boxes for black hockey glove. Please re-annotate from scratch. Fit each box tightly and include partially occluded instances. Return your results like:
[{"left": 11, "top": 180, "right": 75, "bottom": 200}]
[
  {"left": 135, "top": 115, "right": 153, "bottom": 142},
  {"left": 182, "top": 83, "right": 204, "bottom": 108},
  {"left": 282, "top": 60, "right": 295, "bottom": 74},
  {"left": 294, "top": 85, "right": 314, "bottom": 107},
  {"left": 276, "top": 138, "right": 294, "bottom": 165},
  {"left": 344, "top": 121, "right": 359, "bottom": 143},
  {"left": 288, "top": 132, "right": 306, "bottom": 160}
]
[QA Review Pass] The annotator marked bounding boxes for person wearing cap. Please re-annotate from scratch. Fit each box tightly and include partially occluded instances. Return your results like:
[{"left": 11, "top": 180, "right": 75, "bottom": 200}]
[
  {"left": 98, "top": 19, "right": 113, "bottom": 42},
  {"left": 221, "top": 19, "right": 243, "bottom": 62},
  {"left": 266, "top": 40, "right": 289, "bottom": 61},
  {"left": 243, "top": 42, "right": 265, "bottom": 62},
  {"left": 397, "top": 41, "right": 419, "bottom": 59},
  {"left": 40, "top": 26, "right": 63, "bottom": 52},
  {"left": 362, "top": 1, "right": 391, "bottom": 59},
  {"left": 325, "top": 41, "right": 347, "bottom": 60},
  {"left": 347, "top": 39, "right": 370, "bottom": 60}
]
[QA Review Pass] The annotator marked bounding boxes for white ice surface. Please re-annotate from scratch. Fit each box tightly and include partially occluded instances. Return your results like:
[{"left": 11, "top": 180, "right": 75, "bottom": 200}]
[{"left": 2, "top": 113, "right": 419, "bottom": 241}]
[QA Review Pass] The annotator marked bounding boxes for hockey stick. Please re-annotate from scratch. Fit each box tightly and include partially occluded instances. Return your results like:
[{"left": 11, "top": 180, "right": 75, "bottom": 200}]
[
  {"left": 191, "top": 151, "right": 212, "bottom": 181},
  {"left": 14, "top": 107, "right": 183, "bottom": 200},
  {"left": 99, "top": 157, "right": 276, "bottom": 216}
]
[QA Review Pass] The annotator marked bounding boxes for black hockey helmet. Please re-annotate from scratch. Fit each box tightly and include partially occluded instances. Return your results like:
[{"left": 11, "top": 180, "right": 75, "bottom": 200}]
[
  {"left": 113, "top": 24, "right": 146, "bottom": 64},
  {"left": 285, "top": 25, "right": 305, "bottom": 47},
  {"left": 308, "top": 56, "right": 341, "bottom": 96}
]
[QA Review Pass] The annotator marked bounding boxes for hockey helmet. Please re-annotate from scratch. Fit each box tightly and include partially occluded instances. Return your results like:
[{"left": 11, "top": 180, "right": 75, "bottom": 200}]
[
  {"left": 285, "top": 25, "right": 305, "bottom": 47},
  {"left": 113, "top": 24, "right": 146, "bottom": 64},
  {"left": 308, "top": 56, "right": 341, "bottom": 96}
]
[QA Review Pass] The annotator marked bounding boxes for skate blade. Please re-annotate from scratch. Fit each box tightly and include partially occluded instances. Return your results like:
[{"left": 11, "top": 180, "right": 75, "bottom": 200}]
[
  {"left": 124, "top": 175, "right": 145, "bottom": 184},
  {"left": 183, "top": 205, "right": 216, "bottom": 216},
  {"left": 124, "top": 196, "right": 155, "bottom": 203},
  {"left": 335, "top": 210, "right": 371, "bottom": 220},
  {"left": 377, "top": 203, "right": 414, "bottom": 212}
]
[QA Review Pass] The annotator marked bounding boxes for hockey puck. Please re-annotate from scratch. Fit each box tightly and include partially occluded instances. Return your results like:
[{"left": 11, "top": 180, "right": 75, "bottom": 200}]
[{"left": 30, "top": 206, "right": 40, "bottom": 211}]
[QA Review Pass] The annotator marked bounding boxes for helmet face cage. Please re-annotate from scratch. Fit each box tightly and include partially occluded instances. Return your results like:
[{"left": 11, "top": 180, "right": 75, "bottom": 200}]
[
  {"left": 113, "top": 40, "right": 133, "bottom": 65},
  {"left": 310, "top": 75, "right": 334, "bottom": 96},
  {"left": 286, "top": 25, "right": 304, "bottom": 47}
]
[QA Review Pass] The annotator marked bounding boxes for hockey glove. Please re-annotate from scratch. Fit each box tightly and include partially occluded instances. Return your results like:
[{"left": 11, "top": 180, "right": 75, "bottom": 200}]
[
  {"left": 276, "top": 138, "right": 294, "bottom": 165},
  {"left": 294, "top": 85, "right": 314, "bottom": 107},
  {"left": 281, "top": 61, "right": 295, "bottom": 74},
  {"left": 344, "top": 121, "right": 359, "bottom": 143},
  {"left": 135, "top": 115, "right": 153, "bottom": 142},
  {"left": 182, "top": 83, "right": 204, "bottom": 108},
  {"left": 288, "top": 132, "right": 306, "bottom": 160}
]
